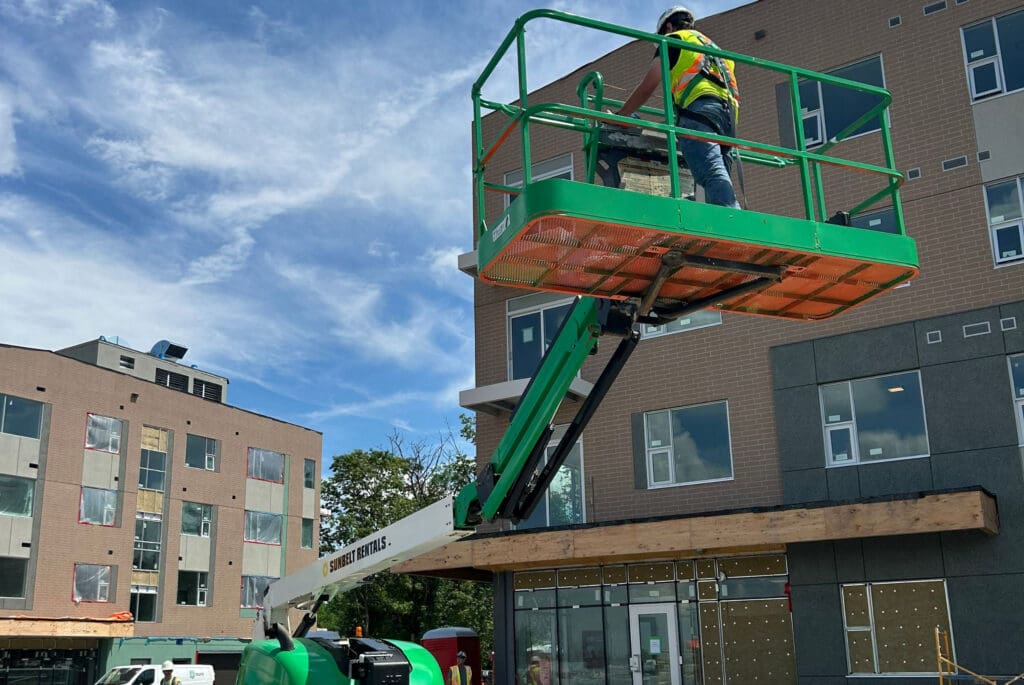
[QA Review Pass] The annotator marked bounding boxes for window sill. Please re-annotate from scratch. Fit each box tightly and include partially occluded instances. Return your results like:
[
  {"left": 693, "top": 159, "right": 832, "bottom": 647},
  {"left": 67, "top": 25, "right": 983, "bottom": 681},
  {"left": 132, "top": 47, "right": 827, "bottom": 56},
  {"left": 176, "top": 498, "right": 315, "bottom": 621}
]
[
  {"left": 827, "top": 453, "right": 930, "bottom": 468},
  {"left": 971, "top": 86, "right": 1024, "bottom": 105},
  {"left": 647, "top": 475, "right": 734, "bottom": 490}
]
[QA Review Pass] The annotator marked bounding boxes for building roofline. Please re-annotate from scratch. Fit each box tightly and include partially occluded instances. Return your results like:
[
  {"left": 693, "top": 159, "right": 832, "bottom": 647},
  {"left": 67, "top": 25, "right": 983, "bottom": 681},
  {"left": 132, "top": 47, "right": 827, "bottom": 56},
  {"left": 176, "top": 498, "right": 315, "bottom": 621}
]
[{"left": 0, "top": 342, "right": 322, "bottom": 436}]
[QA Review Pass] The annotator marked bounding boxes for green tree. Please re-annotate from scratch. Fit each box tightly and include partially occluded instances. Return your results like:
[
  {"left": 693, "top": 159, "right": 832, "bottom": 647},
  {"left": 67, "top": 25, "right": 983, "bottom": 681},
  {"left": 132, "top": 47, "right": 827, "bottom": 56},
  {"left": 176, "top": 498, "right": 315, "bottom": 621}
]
[{"left": 318, "top": 429, "right": 493, "bottom": 658}]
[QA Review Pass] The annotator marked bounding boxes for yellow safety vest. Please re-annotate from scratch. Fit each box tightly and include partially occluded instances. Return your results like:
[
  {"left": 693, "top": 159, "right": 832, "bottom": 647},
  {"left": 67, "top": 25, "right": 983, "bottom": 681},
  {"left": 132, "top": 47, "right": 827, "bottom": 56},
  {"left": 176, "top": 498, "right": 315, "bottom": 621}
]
[
  {"left": 666, "top": 29, "right": 739, "bottom": 113},
  {"left": 449, "top": 663, "right": 472, "bottom": 685}
]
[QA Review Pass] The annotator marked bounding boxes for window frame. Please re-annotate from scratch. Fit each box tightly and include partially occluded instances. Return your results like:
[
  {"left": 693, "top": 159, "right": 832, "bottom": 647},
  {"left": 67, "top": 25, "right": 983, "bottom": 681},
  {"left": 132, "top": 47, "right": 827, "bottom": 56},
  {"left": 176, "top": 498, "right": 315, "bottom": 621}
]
[
  {"left": 301, "top": 518, "right": 314, "bottom": 548},
  {"left": 181, "top": 501, "right": 213, "bottom": 538},
  {"left": 247, "top": 447, "right": 285, "bottom": 484},
  {"left": 641, "top": 309, "right": 723, "bottom": 339},
  {"left": 85, "top": 413, "right": 123, "bottom": 453},
  {"left": 185, "top": 434, "right": 218, "bottom": 471},
  {"left": 176, "top": 570, "right": 209, "bottom": 607},
  {"left": 241, "top": 574, "right": 277, "bottom": 609},
  {"left": 1010, "top": 354, "right": 1024, "bottom": 446},
  {"left": 797, "top": 55, "right": 887, "bottom": 147},
  {"left": 643, "top": 400, "right": 735, "bottom": 489},
  {"left": 138, "top": 448, "right": 167, "bottom": 492},
  {"left": 0, "top": 556, "right": 28, "bottom": 598},
  {"left": 0, "top": 474, "right": 35, "bottom": 517},
  {"left": 506, "top": 292, "right": 577, "bottom": 381},
  {"left": 820, "top": 370, "right": 931, "bottom": 467},
  {"left": 961, "top": 10, "right": 1024, "bottom": 102},
  {"left": 72, "top": 563, "right": 111, "bottom": 603},
  {"left": 984, "top": 176, "right": 1024, "bottom": 267},
  {"left": 515, "top": 428, "right": 586, "bottom": 530},
  {"left": 79, "top": 486, "right": 117, "bottom": 527},
  {"left": 133, "top": 513, "right": 162, "bottom": 571},
  {"left": 130, "top": 584, "right": 158, "bottom": 622},
  {"left": 0, "top": 393, "right": 44, "bottom": 440},
  {"left": 840, "top": 579, "right": 954, "bottom": 675},
  {"left": 244, "top": 510, "right": 283, "bottom": 546},
  {"left": 303, "top": 459, "right": 316, "bottom": 489}
]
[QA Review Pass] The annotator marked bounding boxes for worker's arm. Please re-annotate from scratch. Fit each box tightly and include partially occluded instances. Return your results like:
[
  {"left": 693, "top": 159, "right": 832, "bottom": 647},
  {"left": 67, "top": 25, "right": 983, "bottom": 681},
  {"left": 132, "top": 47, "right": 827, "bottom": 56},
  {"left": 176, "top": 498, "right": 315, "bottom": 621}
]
[{"left": 616, "top": 59, "right": 663, "bottom": 117}]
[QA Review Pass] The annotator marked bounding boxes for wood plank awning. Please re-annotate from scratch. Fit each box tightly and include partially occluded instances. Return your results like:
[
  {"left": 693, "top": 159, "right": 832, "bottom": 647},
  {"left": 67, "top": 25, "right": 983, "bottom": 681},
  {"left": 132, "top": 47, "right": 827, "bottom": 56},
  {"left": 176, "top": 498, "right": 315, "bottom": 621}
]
[
  {"left": 395, "top": 489, "right": 997, "bottom": 577},
  {"left": 0, "top": 616, "right": 135, "bottom": 638}
]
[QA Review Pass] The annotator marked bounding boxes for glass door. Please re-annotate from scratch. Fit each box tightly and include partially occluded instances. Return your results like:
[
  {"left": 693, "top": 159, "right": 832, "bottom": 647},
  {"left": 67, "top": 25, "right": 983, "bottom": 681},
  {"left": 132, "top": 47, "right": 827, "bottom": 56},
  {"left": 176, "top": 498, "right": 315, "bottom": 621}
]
[{"left": 629, "top": 602, "right": 681, "bottom": 685}]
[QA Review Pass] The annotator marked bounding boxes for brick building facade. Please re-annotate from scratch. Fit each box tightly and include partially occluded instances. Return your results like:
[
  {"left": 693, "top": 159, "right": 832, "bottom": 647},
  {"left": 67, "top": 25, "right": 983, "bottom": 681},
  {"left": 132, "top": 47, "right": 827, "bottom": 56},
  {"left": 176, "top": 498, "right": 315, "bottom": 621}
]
[
  {"left": 398, "top": 2, "right": 1024, "bottom": 684},
  {"left": 0, "top": 339, "right": 321, "bottom": 682}
]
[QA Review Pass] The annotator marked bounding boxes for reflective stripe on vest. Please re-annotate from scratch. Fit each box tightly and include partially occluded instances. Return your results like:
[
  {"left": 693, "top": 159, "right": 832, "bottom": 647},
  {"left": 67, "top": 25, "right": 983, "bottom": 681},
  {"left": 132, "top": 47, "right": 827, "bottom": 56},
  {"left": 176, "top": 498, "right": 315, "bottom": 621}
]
[
  {"left": 667, "top": 29, "right": 739, "bottom": 109},
  {"left": 450, "top": 664, "right": 472, "bottom": 685}
]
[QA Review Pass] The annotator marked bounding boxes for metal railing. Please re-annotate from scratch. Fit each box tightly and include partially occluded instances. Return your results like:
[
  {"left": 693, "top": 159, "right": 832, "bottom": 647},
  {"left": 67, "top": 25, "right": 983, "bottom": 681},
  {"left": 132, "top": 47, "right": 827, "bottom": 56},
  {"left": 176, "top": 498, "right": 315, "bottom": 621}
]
[{"left": 472, "top": 9, "right": 905, "bottom": 239}]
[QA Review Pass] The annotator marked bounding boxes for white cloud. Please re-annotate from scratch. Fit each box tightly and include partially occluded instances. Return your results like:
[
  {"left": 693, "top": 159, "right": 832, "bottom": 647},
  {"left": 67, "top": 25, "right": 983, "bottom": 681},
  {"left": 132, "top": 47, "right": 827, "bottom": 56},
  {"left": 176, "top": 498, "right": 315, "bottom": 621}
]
[{"left": 0, "top": 88, "right": 19, "bottom": 175}]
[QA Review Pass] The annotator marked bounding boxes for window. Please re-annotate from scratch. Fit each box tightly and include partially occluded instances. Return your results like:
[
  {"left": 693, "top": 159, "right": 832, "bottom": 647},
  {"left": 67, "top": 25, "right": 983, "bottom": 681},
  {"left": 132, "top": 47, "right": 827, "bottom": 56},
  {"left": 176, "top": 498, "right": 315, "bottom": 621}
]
[
  {"left": 86, "top": 414, "right": 123, "bottom": 453},
  {"left": 1010, "top": 355, "right": 1024, "bottom": 445},
  {"left": 985, "top": 177, "right": 1024, "bottom": 265},
  {"left": 301, "top": 518, "right": 314, "bottom": 548},
  {"left": 119, "top": 355, "right": 135, "bottom": 370},
  {"left": 177, "top": 571, "right": 208, "bottom": 606},
  {"left": 0, "top": 475, "right": 34, "bottom": 517},
  {"left": 502, "top": 153, "right": 573, "bottom": 223},
  {"left": 798, "top": 56, "right": 885, "bottom": 146},
  {"left": 303, "top": 459, "right": 316, "bottom": 489},
  {"left": 962, "top": 10, "right": 1024, "bottom": 101},
  {"left": 79, "top": 487, "right": 117, "bottom": 526},
  {"left": 185, "top": 434, "right": 218, "bottom": 470},
  {"left": 244, "top": 510, "right": 282, "bottom": 545},
  {"left": 130, "top": 585, "right": 157, "bottom": 622},
  {"left": 73, "top": 564, "right": 111, "bottom": 602},
  {"left": 517, "top": 431, "right": 585, "bottom": 530},
  {"left": 821, "top": 371, "right": 929, "bottom": 465},
  {"left": 507, "top": 292, "right": 575, "bottom": 380},
  {"left": 181, "top": 502, "right": 212, "bottom": 537},
  {"left": 133, "top": 513, "right": 162, "bottom": 570},
  {"left": 644, "top": 401, "right": 733, "bottom": 487},
  {"left": 0, "top": 557, "right": 27, "bottom": 598},
  {"left": 641, "top": 309, "right": 722, "bottom": 339},
  {"left": 1, "top": 394, "right": 43, "bottom": 439},
  {"left": 192, "top": 379, "right": 223, "bottom": 402},
  {"left": 155, "top": 368, "right": 189, "bottom": 392},
  {"left": 842, "top": 580, "right": 952, "bottom": 674},
  {"left": 850, "top": 207, "right": 900, "bottom": 234},
  {"left": 241, "top": 575, "right": 276, "bottom": 609},
  {"left": 138, "top": 449, "right": 166, "bottom": 491},
  {"left": 247, "top": 447, "right": 285, "bottom": 483}
]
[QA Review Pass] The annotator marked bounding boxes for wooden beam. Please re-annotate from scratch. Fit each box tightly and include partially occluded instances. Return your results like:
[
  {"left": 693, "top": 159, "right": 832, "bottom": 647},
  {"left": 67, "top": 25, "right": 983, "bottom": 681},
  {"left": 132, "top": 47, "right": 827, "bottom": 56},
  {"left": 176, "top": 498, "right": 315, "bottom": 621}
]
[
  {"left": 0, "top": 618, "right": 135, "bottom": 638},
  {"left": 394, "top": 490, "right": 997, "bottom": 575}
]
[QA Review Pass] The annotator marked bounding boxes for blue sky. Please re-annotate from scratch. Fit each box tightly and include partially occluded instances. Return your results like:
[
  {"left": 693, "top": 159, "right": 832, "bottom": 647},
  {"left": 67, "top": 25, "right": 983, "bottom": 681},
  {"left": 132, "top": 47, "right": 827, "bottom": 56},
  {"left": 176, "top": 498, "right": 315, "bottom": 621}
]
[{"left": 0, "top": 0, "right": 749, "bottom": 467}]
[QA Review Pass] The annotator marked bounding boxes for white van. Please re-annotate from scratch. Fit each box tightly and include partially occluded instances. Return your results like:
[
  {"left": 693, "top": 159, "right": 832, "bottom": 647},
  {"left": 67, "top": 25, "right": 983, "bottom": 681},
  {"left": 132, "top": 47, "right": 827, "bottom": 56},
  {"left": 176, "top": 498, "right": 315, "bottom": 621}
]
[{"left": 95, "top": 664, "right": 215, "bottom": 685}]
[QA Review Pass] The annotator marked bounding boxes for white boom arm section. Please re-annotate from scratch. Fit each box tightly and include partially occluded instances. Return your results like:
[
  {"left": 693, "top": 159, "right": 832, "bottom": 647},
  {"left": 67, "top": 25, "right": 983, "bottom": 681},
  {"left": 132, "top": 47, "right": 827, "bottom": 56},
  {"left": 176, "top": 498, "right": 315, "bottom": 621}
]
[{"left": 255, "top": 495, "right": 469, "bottom": 639}]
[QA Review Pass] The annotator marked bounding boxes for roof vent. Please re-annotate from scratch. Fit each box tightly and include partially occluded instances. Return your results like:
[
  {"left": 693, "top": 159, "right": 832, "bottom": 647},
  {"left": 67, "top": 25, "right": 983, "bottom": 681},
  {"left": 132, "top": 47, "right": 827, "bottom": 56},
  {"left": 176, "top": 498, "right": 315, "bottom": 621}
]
[{"left": 150, "top": 340, "right": 189, "bottom": 362}]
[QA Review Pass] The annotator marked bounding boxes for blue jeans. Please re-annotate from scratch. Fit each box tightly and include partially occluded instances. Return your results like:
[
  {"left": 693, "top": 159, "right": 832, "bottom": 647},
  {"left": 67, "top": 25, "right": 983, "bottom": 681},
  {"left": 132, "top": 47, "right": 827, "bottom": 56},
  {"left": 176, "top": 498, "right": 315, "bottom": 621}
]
[{"left": 677, "top": 97, "right": 740, "bottom": 209}]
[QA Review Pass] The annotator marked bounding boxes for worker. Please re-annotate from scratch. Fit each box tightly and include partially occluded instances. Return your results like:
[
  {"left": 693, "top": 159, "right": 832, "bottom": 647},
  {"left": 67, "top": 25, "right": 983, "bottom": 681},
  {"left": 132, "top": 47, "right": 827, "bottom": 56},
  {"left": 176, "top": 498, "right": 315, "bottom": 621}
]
[
  {"left": 525, "top": 655, "right": 542, "bottom": 685},
  {"left": 448, "top": 650, "right": 473, "bottom": 685},
  {"left": 159, "top": 661, "right": 181, "bottom": 685},
  {"left": 615, "top": 6, "right": 740, "bottom": 209}
]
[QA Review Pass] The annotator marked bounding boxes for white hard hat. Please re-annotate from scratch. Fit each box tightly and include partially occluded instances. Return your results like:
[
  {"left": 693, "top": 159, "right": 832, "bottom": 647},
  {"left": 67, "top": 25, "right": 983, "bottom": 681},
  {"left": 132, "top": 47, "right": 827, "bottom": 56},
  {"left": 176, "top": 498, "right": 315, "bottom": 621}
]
[
  {"left": 162, "top": 661, "right": 174, "bottom": 670},
  {"left": 657, "top": 6, "right": 695, "bottom": 33}
]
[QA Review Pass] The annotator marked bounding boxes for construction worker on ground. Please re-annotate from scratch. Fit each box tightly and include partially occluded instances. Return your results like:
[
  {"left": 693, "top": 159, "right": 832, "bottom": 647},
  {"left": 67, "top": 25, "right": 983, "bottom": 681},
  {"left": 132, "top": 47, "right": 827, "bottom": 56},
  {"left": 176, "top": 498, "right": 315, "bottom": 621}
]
[
  {"left": 525, "top": 655, "right": 543, "bottom": 685},
  {"left": 615, "top": 6, "right": 740, "bottom": 209},
  {"left": 448, "top": 650, "right": 472, "bottom": 685},
  {"left": 160, "top": 661, "right": 181, "bottom": 685}
]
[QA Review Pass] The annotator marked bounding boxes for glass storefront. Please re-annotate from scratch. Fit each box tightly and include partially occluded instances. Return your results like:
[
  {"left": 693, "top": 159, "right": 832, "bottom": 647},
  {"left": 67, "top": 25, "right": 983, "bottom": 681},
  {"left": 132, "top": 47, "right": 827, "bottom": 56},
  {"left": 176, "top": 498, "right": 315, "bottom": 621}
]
[{"left": 513, "top": 555, "right": 796, "bottom": 685}]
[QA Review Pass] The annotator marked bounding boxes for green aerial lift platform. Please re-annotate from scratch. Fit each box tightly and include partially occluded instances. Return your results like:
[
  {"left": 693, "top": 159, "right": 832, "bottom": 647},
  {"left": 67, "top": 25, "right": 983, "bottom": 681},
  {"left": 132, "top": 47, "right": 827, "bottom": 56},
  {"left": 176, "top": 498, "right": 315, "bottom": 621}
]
[{"left": 238, "top": 10, "right": 918, "bottom": 685}]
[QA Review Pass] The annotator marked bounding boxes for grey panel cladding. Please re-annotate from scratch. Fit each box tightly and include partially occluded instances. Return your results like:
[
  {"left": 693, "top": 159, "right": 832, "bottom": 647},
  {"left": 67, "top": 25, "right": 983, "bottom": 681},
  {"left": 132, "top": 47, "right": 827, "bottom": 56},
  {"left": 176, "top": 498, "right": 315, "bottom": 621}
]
[
  {"left": 494, "top": 571, "right": 517, "bottom": 685},
  {"left": 787, "top": 542, "right": 837, "bottom": 586},
  {"left": 920, "top": 357, "right": 1018, "bottom": 454},
  {"left": 1002, "top": 301, "right": 1024, "bottom": 354},
  {"left": 856, "top": 458, "right": 933, "bottom": 499},
  {"left": 774, "top": 385, "right": 825, "bottom": 472},
  {"left": 790, "top": 584, "right": 846, "bottom": 676},
  {"left": 933, "top": 447, "right": 1024, "bottom": 577},
  {"left": 825, "top": 466, "right": 859, "bottom": 502},
  {"left": 833, "top": 540, "right": 865, "bottom": 583},
  {"left": 782, "top": 468, "right": 827, "bottom": 505},
  {"left": 813, "top": 322, "right": 918, "bottom": 384},
  {"left": 860, "top": 534, "right": 943, "bottom": 580},
  {"left": 947, "top": 573, "right": 1024, "bottom": 675},
  {"left": 771, "top": 341, "right": 816, "bottom": 390},
  {"left": 915, "top": 306, "right": 1004, "bottom": 367}
]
